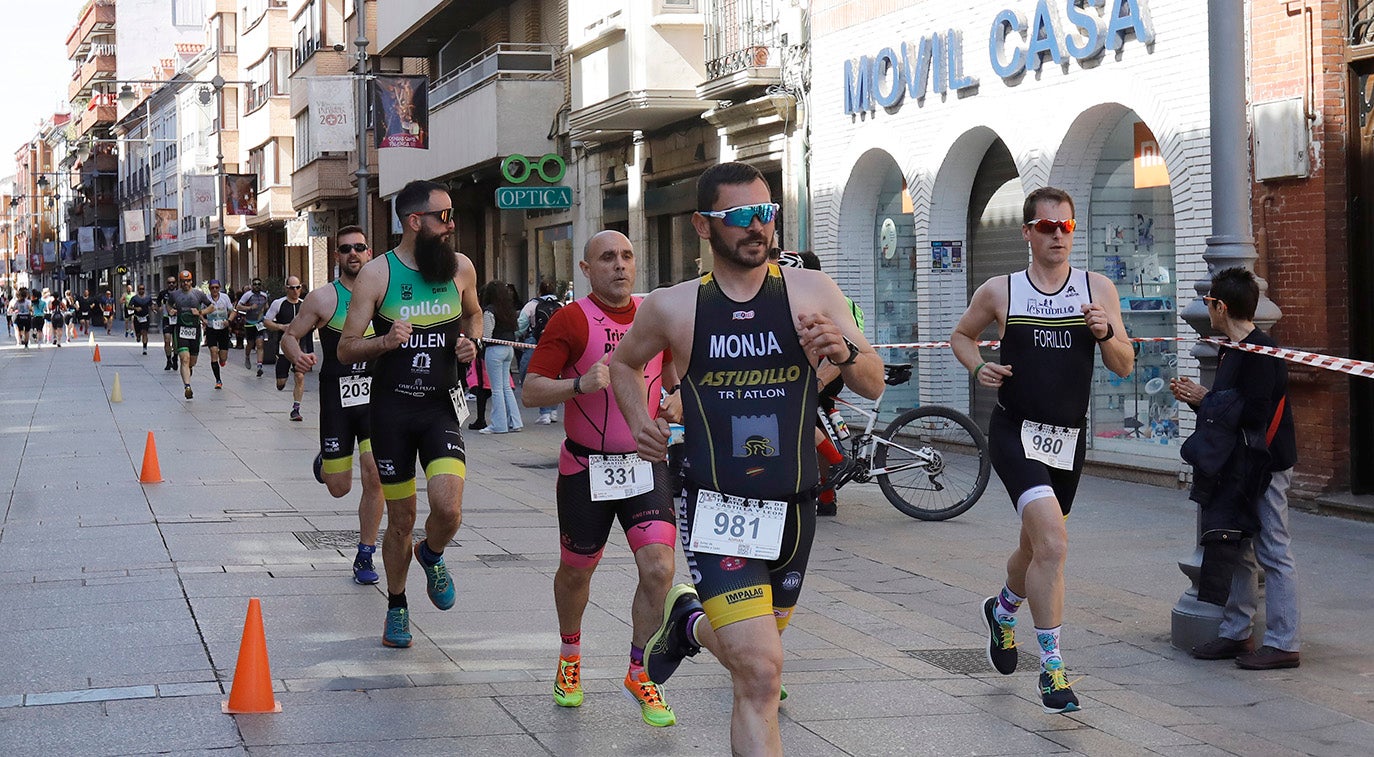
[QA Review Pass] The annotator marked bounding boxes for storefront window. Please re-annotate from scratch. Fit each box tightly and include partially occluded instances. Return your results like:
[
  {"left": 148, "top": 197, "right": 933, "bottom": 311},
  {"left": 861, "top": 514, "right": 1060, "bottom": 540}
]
[
  {"left": 535, "top": 223, "right": 574, "bottom": 302},
  {"left": 871, "top": 165, "right": 918, "bottom": 423},
  {"left": 1088, "top": 114, "right": 1178, "bottom": 455}
]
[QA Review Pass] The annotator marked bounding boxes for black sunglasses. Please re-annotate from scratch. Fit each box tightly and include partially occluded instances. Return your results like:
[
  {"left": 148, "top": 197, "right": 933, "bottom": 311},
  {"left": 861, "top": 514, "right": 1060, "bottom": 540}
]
[
  {"left": 286, "top": 284, "right": 302, "bottom": 290},
  {"left": 412, "top": 208, "right": 453, "bottom": 224},
  {"left": 337, "top": 243, "right": 370, "bottom": 254}
]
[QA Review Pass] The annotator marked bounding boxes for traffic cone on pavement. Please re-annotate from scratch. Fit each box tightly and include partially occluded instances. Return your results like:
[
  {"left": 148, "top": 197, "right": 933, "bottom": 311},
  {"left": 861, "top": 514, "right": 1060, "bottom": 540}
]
[
  {"left": 92, "top": 345, "right": 102, "bottom": 363},
  {"left": 138, "top": 432, "right": 162, "bottom": 483},
  {"left": 88, "top": 331, "right": 94, "bottom": 346},
  {"left": 223, "top": 598, "right": 282, "bottom": 714}
]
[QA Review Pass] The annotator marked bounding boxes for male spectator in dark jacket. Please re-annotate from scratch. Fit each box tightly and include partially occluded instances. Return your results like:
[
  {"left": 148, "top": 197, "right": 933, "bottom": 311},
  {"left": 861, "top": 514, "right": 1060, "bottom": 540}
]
[{"left": 1171, "top": 267, "right": 1300, "bottom": 670}]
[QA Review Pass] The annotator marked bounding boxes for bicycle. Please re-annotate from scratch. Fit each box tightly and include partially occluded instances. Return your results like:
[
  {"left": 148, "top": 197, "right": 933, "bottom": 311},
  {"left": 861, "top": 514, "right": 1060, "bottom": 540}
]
[{"left": 820, "top": 363, "right": 991, "bottom": 521}]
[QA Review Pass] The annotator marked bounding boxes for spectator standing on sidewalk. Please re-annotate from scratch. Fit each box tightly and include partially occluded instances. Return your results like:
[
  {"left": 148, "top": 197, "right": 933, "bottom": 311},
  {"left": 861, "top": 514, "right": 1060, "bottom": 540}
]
[
  {"left": 1173, "top": 266, "right": 1301, "bottom": 670},
  {"left": 518, "top": 278, "right": 563, "bottom": 424}
]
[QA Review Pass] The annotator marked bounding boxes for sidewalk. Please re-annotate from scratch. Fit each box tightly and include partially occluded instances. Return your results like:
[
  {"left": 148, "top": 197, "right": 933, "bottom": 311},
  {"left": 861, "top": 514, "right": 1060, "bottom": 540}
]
[{"left": 1, "top": 332, "right": 1371, "bottom": 756}]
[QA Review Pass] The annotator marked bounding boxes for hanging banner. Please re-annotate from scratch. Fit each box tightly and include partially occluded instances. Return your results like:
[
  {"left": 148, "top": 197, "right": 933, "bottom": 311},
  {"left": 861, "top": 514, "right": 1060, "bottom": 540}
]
[
  {"left": 310, "top": 76, "right": 357, "bottom": 153},
  {"left": 154, "top": 209, "right": 179, "bottom": 240},
  {"left": 78, "top": 226, "right": 97, "bottom": 253},
  {"left": 98, "top": 226, "right": 117, "bottom": 252},
  {"left": 61, "top": 241, "right": 77, "bottom": 263},
  {"left": 42, "top": 241, "right": 56, "bottom": 263},
  {"left": 186, "top": 174, "right": 217, "bottom": 217},
  {"left": 224, "top": 174, "right": 258, "bottom": 216},
  {"left": 374, "top": 75, "right": 429, "bottom": 149},
  {"left": 286, "top": 216, "right": 307, "bottom": 246},
  {"left": 123, "top": 209, "right": 147, "bottom": 243}
]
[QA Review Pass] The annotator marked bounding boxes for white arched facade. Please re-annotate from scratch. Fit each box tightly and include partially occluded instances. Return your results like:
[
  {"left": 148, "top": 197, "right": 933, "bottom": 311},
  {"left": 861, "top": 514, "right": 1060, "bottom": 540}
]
[{"left": 810, "top": 0, "right": 1209, "bottom": 471}]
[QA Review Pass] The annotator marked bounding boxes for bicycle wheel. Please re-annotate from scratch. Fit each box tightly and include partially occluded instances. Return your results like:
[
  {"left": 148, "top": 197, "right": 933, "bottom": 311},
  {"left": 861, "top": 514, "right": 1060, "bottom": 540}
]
[{"left": 874, "top": 406, "right": 990, "bottom": 521}]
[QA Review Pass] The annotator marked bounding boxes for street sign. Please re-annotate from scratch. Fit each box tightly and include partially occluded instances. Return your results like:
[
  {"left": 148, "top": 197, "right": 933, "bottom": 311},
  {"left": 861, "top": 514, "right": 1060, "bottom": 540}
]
[
  {"left": 116, "top": 265, "right": 128, "bottom": 275},
  {"left": 496, "top": 186, "right": 572, "bottom": 210}
]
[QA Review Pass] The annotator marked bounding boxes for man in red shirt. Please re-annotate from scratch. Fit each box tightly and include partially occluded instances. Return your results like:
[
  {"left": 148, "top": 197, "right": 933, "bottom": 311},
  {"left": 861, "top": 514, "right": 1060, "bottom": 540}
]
[{"left": 522, "top": 230, "right": 681, "bottom": 727}]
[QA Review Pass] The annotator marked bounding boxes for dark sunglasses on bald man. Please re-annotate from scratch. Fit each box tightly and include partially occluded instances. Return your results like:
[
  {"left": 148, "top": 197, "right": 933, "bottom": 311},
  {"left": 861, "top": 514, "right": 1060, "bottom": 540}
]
[
  {"left": 699, "top": 203, "right": 779, "bottom": 228},
  {"left": 337, "top": 243, "right": 370, "bottom": 254}
]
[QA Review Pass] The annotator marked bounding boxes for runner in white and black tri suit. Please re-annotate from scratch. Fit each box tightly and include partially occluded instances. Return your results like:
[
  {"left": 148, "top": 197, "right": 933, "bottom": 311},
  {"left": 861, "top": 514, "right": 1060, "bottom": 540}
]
[
  {"left": 281, "top": 225, "right": 385, "bottom": 587},
  {"left": 611, "top": 162, "right": 884, "bottom": 754},
  {"left": 951, "top": 186, "right": 1133, "bottom": 715},
  {"left": 338, "top": 180, "right": 481, "bottom": 649}
]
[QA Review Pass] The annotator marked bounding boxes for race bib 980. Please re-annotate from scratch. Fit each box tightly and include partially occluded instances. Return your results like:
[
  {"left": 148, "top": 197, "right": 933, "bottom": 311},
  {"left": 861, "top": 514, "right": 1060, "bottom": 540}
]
[{"left": 1020, "top": 421, "right": 1079, "bottom": 471}]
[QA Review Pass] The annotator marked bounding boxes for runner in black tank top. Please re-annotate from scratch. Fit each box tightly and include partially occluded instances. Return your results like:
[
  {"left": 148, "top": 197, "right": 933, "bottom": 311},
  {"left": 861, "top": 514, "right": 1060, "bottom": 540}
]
[{"left": 951, "top": 187, "right": 1134, "bottom": 716}]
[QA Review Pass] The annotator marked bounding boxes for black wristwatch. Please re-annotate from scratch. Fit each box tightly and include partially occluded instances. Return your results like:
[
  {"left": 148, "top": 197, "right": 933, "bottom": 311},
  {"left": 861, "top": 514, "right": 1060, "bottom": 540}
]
[
  {"left": 1095, "top": 324, "right": 1115, "bottom": 343},
  {"left": 830, "top": 336, "right": 861, "bottom": 366},
  {"left": 572, "top": 375, "right": 583, "bottom": 395}
]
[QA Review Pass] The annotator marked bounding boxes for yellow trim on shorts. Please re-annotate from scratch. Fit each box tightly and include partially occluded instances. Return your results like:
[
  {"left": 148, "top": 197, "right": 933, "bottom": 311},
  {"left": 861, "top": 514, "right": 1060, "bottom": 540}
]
[
  {"left": 358, "top": 438, "right": 372, "bottom": 454},
  {"left": 381, "top": 479, "right": 416, "bottom": 500},
  {"left": 321, "top": 455, "right": 353, "bottom": 475},
  {"left": 424, "top": 458, "right": 467, "bottom": 480},
  {"left": 702, "top": 584, "right": 775, "bottom": 630}
]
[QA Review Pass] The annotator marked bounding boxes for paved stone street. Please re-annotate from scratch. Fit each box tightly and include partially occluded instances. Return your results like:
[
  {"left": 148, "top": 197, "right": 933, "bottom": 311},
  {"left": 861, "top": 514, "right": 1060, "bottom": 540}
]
[{"left": 0, "top": 334, "right": 1371, "bottom": 756}]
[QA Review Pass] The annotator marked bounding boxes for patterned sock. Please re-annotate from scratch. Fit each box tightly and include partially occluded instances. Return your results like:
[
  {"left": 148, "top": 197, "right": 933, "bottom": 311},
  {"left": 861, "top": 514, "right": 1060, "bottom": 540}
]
[
  {"left": 1035, "top": 626, "right": 1063, "bottom": 669},
  {"left": 995, "top": 585, "right": 1025, "bottom": 624},
  {"left": 629, "top": 643, "right": 645, "bottom": 675},
  {"left": 560, "top": 630, "right": 581, "bottom": 659}
]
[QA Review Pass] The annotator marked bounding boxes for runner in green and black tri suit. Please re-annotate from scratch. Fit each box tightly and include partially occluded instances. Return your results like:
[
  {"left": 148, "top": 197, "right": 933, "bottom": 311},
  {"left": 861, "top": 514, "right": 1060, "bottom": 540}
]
[
  {"left": 337, "top": 181, "right": 481, "bottom": 649},
  {"left": 609, "top": 162, "right": 885, "bottom": 754},
  {"left": 282, "top": 225, "right": 383, "bottom": 587}
]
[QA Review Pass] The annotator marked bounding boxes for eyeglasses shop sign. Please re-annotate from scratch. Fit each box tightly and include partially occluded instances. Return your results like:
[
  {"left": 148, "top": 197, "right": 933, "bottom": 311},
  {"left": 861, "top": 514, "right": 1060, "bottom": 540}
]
[{"left": 843, "top": 0, "right": 1155, "bottom": 115}]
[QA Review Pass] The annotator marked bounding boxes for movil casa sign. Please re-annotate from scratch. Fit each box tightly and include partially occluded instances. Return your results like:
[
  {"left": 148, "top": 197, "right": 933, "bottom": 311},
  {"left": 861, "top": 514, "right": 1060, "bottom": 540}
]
[{"left": 843, "top": 0, "right": 1155, "bottom": 115}]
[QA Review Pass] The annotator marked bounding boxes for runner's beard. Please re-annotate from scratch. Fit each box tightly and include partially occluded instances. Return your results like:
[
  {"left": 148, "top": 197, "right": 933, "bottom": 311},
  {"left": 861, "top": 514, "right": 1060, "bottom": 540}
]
[
  {"left": 415, "top": 228, "right": 458, "bottom": 283},
  {"left": 708, "top": 226, "right": 771, "bottom": 269}
]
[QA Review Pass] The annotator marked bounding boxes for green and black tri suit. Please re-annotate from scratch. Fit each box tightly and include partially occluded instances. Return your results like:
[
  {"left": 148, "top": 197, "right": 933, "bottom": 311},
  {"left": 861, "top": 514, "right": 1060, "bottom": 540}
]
[
  {"left": 369, "top": 251, "right": 468, "bottom": 498},
  {"left": 317, "top": 279, "right": 375, "bottom": 473}
]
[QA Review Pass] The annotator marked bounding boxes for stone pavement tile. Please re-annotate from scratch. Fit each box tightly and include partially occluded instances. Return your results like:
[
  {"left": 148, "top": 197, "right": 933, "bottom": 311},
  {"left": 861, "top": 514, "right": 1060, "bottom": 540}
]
[
  {"left": 1038, "top": 724, "right": 1163, "bottom": 756},
  {"left": 1170, "top": 723, "right": 1311, "bottom": 757},
  {"left": 1197, "top": 694, "right": 1356, "bottom": 734},
  {"left": 246, "top": 734, "right": 544, "bottom": 757},
  {"left": 235, "top": 694, "right": 524, "bottom": 747},
  {"left": 962, "top": 693, "right": 1084, "bottom": 733},
  {"left": 24, "top": 684, "right": 157, "bottom": 706},
  {"left": 1129, "top": 676, "right": 1283, "bottom": 708},
  {"left": 805, "top": 712, "right": 1064, "bottom": 756},
  {"left": 1258, "top": 717, "right": 1374, "bottom": 757},
  {"left": 366, "top": 682, "right": 499, "bottom": 699},
  {"left": 0, "top": 695, "right": 242, "bottom": 756},
  {"left": 1061, "top": 705, "right": 1202, "bottom": 748},
  {"left": 0, "top": 695, "right": 21, "bottom": 709},
  {"left": 157, "top": 681, "right": 225, "bottom": 698},
  {"left": 1088, "top": 688, "right": 1212, "bottom": 727},
  {"left": 773, "top": 679, "right": 979, "bottom": 721},
  {"left": 90, "top": 668, "right": 219, "bottom": 691},
  {"left": 0, "top": 522, "right": 168, "bottom": 573}
]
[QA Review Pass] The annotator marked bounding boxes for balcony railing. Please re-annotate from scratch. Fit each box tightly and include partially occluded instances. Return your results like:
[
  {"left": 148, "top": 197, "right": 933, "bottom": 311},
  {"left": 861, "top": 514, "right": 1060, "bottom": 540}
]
[
  {"left": 705, "top": 0, "right": 783, "bottom": 80},
  {"left": 66, "top": 0, "right": 116, "bottom": 60},
  {"left": 430, "top": 43, "right": 557, "bottom": 109}
]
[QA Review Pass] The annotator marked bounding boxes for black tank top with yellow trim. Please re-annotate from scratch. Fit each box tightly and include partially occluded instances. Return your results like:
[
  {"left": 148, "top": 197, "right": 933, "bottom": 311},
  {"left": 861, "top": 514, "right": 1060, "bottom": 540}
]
[
  {"left": 681, "top": 264, "right": 818, "bottom": 499},
  {"left": 318, "top": 279, "right": 373, "bottom": 381},
  {"left": 371, "top": 251, "right": 464, "bottom": 400},
  {"left": 999, "top": 267, "right": 1096, "bottom": 426}
]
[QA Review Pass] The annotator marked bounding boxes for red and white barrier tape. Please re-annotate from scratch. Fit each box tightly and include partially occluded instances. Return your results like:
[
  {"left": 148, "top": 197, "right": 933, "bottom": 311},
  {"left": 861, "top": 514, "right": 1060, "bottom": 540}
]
[{"left": 870, "top": 337, "right": 1374, "bottom": 379}]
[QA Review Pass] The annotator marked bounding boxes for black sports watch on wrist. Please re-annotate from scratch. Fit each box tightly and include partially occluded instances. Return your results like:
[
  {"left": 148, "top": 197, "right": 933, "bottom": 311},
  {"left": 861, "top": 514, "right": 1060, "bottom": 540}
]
[
  {"left": 1095, "top": 324, "right": 1115, "bottom": 343},
  {"left": 830, "top": 336, "right": 861, "bottom": 366}
]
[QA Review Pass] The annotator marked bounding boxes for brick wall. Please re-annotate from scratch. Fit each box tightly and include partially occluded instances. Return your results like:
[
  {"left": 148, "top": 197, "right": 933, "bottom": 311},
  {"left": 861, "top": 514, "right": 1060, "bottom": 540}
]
[{"left": 1250, "top": 0, "right": 1351, "bottom": 496}]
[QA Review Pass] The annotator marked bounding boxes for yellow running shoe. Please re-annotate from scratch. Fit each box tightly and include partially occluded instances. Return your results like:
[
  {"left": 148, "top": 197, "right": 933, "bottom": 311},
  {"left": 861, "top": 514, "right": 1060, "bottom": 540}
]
[
  {"left": 623, "top": 669, "right": 676, "bottom": 727},
  {"left": 553, "top": 655, "right": 583, "bottom": 707}
]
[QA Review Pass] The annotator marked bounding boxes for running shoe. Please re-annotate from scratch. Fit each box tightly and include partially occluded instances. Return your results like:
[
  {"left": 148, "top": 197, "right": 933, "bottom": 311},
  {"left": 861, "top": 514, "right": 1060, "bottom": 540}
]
[
  {"left": 553, "top": 655, "right": 583, "bottom": 707},
  {"left": 353, "top": 553, "right": 379, "bottom": 585},
  {"left": 1038, "top": 659, "right": 1081, "bottom": 714},
  {"left": 413, "top": 541, "right": 455, "bottom": 610},
  {"left": 184, "top": 385, "right": 194, "bottom": 400},
  {"left": 290, "top": 407, "right": 303, "bottom": 422},
  {"left": 779, "top": 683, "right": 788, "bottom": 701},
  {"left": 623, "top": 669, "right": 676, "bottom": 727},
  {"left": 312, "top": 452, "right": 325, "bottom": 484},
  {"left": 644, "top": 583, "right": 703, "bottom": 685},
  {"left": 257, "top": 367, "right": 264, "bottom": 377},
  {"left": 382, "top": 606, "right": 412, "bottom": 648},
  {"left": 981, "top": 596, "right": 1019, "bottom": 675},
  {"left": 215, "top": 381, "right": 223, "bottom": 390},
  {"left": 244, "top": 352, "right": 251, "bottom": 369}
]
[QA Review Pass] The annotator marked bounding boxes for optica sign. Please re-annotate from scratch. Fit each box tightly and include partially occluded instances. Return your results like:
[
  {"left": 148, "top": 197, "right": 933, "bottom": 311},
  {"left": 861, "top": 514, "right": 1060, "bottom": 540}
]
[{"left": 844, "top": 0, "right": 1155, "bottom": 115}]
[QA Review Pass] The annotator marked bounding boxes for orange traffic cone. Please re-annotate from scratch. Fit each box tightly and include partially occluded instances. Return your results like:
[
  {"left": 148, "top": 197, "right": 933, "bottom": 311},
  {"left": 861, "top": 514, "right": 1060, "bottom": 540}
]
[
  {"left": 138, "top": 432, "right": 162, "bottom": 483},
  {"left": 223, "top": 598, "right": 282, "bottom": 713},
  {"left": 92, "top": 345, "right": 102, "bottom": 363}
]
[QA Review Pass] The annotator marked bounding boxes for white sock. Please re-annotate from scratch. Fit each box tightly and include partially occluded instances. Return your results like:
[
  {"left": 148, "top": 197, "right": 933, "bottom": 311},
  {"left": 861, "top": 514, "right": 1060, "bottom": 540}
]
[{"left": 1035, "top": 626, "right": 1063, "bottom": 669}]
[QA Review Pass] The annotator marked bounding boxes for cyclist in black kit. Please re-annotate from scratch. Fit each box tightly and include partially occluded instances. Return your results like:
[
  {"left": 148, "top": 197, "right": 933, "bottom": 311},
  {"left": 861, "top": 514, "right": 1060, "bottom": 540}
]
[{"left": 951, "top": 186, "right": 1133, "bottom": 714}]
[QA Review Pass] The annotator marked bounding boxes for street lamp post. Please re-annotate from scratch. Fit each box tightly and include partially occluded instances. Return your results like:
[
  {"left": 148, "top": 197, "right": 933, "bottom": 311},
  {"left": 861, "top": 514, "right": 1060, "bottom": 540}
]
[{"left": 354, "top": 0, "right": 370, "bottom": 233}]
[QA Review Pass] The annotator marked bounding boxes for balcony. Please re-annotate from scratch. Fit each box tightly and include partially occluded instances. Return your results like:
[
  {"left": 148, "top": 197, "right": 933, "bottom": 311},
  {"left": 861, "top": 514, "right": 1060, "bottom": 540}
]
[
  {"left": 569, "top": 8, "right": 709, "bottom": 139},
  {"left": 430, "top": 44, "right": 557, "bottom": 109},
  {"left": 697, "top": 0, "right": 787, "bottom": 101},
  {"left": 68, "top": 52, "right": 116, "bottom": 101},
  {"left": 66, "top": 0, "right": 116, "bottom": 60},
  {"left": 78, "top": 104, "right": 117, "bottom": 136},
  {"left": 379, "top": 76, "right": 564, "bottom": 196},
  {"left": 291, "top": 155, "right": 353, "bottom": 210},
  {"left": 377, "top": 0, "right": 508, "bottom": 58}
]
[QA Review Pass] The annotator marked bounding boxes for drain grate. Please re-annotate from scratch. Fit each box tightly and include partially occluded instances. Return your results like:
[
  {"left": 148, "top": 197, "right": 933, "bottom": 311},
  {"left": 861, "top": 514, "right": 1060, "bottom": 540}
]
[
  {"left": 293, "top": 529, "right": 458, "bottom": 551},
  {"left": 903, "top": 647, "right": 1039, "bottom": 674},
  {"left": 476, "top": 553, "right": 527, "bottom": 562},
  {"left": 511, "top": 461, "right": 559, "bottom": 470}
]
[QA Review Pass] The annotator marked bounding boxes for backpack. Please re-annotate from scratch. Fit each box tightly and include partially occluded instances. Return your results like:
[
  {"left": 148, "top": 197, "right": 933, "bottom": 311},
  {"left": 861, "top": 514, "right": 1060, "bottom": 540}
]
[{"left": 530, "top": 296, "right": 562, "bottom": 343}]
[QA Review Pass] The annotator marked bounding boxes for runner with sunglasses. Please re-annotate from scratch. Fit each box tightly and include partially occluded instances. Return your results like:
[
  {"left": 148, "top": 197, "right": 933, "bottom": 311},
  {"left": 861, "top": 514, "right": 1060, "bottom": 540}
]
[
  {"left": 281, "top": 225, "right": 385, "bottom": 586},
  {"left": 611, "top": 162, "right": 884, "bottom": 753},
  {"left": 951, "top": 186, "right": 1133, "bottom": 714},
  {"left": 264, "top": 276, "right": 311, "bottom": 421},
  {"left": 204, "top": 280, "right": 234, "bottom": 389},
  {"left": 338, "top": 180, "right": 482, "bottom": 648},
  {"left": 236, "top": 279, "right": 270, "bottom": 376}
]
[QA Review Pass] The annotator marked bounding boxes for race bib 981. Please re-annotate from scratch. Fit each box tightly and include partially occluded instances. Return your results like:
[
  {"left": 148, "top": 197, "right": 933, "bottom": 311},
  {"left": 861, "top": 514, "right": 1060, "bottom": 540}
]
[{"left": 689, "top": 490, "right": 787, "bottom": 560}]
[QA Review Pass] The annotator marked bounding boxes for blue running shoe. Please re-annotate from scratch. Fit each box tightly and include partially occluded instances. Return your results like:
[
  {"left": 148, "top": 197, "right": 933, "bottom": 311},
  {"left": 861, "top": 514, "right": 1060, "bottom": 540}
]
[
  {"left": 353, "top": 552, "right": 379, "bottom": 585},
  {"left": 382, "top": 607, "right": 412, "bottom": 648},
  {"left": 413, "top": 541, "right": 455, "bottom": 610}
]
